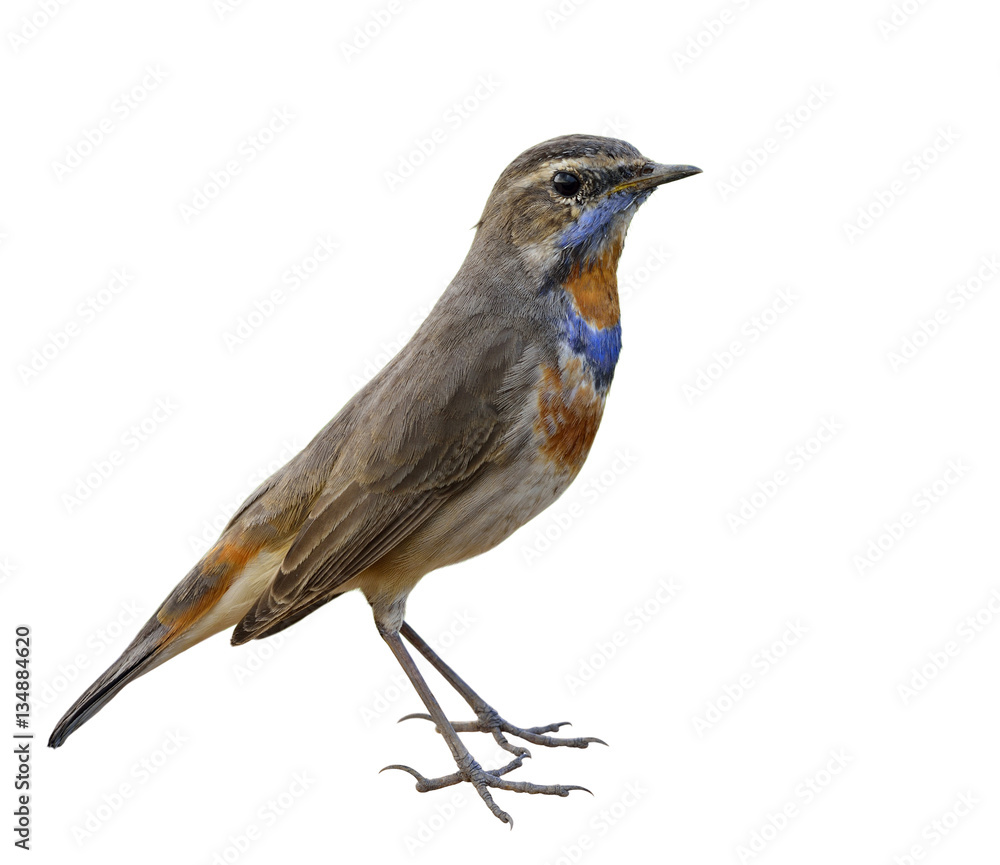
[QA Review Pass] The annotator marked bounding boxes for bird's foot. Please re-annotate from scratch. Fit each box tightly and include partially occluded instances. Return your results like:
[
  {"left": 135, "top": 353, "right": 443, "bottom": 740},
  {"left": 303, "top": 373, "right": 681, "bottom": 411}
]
[
  {"left": 380, "top": 752, "right": 591, "bottom": 827},
  {"left": 399, "top": 704, "right": 607, "bottom": 758}
]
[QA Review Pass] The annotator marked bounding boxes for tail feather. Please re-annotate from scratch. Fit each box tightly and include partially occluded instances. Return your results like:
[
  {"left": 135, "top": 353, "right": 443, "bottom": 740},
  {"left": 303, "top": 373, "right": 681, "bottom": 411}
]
[
  {"left": 49, "top": 538, "right": 288, "bottom": 748},
  {"left": 47, "top": 615, "right": 172, "bottom": 748}
]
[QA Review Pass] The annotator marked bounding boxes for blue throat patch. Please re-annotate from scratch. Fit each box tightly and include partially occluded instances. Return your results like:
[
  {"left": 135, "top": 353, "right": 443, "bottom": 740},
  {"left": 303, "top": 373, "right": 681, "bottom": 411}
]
[
  {"left": 562, "top": 306, "right": 622, "bottom": 391},
  {"left": 557, "top": 188, "right": 651, "bottom": 259},
  {"left": 549, "top": 186, "right": 645, "bottom": 389}
]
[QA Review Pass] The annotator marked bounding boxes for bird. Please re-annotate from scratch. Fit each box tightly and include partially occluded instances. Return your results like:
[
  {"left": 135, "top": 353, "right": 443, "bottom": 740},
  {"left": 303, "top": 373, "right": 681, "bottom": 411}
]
[{"left": 48, "top": 134, "right": 701, "bottom": 825}]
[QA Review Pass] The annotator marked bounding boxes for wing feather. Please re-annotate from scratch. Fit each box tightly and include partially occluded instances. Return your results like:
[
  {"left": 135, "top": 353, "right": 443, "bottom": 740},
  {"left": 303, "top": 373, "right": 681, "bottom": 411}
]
[{"left": 230, "top": 323, "right": 524, "bottom": 643}]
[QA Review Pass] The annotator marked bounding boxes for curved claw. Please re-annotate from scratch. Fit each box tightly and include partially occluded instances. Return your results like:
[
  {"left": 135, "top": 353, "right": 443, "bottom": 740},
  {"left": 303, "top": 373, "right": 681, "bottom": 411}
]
[
  {"left": 491, "top": 729, "right": 531, "bottom": 759},
  {"left": 523, "top": 721, "right": 573, "bottom": 734},
  {"left": 405, "top": 711, "right": 604, "bottom": 750},
  {"left": 379, "top": 763, "right": 423, "bottom": 781},
  {"left": 379, "top": 763, "right": 451, "bottom": 793},
  {"left": 397, "top": 712, "right": 435, "bottom": 725},
  {"left": 382, "top": 700, "right": 600, "bottom": 824}
]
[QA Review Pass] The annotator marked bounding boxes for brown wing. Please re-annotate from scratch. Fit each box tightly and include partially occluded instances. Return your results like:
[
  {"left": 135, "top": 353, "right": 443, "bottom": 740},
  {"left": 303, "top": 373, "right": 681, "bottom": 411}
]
[{"left": 230, "top": 324, "right": 527, "bottom": 643}]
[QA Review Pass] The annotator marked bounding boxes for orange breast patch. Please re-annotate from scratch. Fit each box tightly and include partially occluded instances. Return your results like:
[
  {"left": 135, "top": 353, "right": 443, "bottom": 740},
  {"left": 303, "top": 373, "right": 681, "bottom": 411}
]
[
  {"left": 561, "top": 234, "right": 623, "bottom": 329},
  {"left": 534, "top": 361, "right": 606, "bottom": 473}
]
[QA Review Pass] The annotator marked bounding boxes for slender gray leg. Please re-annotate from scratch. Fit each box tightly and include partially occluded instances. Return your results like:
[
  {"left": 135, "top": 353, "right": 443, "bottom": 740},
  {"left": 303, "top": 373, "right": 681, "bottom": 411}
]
[
  {"left": 377, "top": 623, "right": 590, "bottom": 826},
  {"left": 399, "top": 621, "right": 607, "bottom": 754}
]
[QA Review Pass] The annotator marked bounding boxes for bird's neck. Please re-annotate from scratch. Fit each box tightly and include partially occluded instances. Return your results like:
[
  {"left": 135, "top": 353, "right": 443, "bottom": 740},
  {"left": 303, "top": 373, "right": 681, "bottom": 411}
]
[
  {"left": 562, "top": 233, "right": 623, "bottom": 330},
  {"left": 557, "top": 234, "right": 625, "bottom": 391}
]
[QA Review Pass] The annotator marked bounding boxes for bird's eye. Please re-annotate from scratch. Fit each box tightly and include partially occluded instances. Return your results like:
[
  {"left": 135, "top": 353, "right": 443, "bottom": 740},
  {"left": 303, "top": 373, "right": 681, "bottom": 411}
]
[{"left": 552, "top": 171, "right": 581, "bottom": 197}]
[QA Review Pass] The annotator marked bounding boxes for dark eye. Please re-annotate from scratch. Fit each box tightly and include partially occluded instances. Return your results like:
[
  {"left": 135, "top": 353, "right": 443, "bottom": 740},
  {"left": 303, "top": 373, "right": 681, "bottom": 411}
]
[{"left": 552, "top": 171, "right": 580, "bottom": 197}]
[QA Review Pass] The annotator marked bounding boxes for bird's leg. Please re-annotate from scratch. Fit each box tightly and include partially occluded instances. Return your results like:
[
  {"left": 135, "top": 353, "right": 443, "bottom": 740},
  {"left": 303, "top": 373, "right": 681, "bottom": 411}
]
[
  {"left": 377, "top": 624, "right": 589, "bottom": 826},
  {"left": 398, "top": 621, "right": 606, "bottom": 755}
]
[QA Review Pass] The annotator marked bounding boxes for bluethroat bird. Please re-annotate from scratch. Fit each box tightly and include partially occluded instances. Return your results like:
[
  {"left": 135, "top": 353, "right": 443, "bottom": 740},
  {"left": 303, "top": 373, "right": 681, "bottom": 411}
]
[{"left": 49, "top": 134, "right": 701, "bottom": 825}]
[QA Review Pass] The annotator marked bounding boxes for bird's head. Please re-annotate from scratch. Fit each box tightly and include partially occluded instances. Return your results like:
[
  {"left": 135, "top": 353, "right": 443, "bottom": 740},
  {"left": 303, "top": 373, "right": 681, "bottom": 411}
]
[{"left": 475, "top": 134, "right": 701, "bottom": 277}]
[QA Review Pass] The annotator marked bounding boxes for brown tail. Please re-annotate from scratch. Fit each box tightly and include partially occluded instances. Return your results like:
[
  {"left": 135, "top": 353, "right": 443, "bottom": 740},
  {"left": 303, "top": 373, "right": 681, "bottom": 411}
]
[
  {"left": 47, "top": 614, "right": 174, "bottom": 748},
  {"left": 48, "top": 544, "right": 251, "bottom": 748}
]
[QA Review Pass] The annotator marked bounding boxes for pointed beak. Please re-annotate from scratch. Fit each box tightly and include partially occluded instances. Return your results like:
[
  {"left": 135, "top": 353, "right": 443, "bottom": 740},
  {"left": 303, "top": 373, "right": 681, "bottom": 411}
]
[{"left": 612, "top": 162, "right": 702, "bottom": 194}]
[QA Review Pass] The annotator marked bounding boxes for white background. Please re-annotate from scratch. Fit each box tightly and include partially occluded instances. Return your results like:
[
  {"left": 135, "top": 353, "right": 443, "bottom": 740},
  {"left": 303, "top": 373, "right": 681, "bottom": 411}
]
[{"left": 2, "top": 0, "right": 998, "bottom": 862}]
